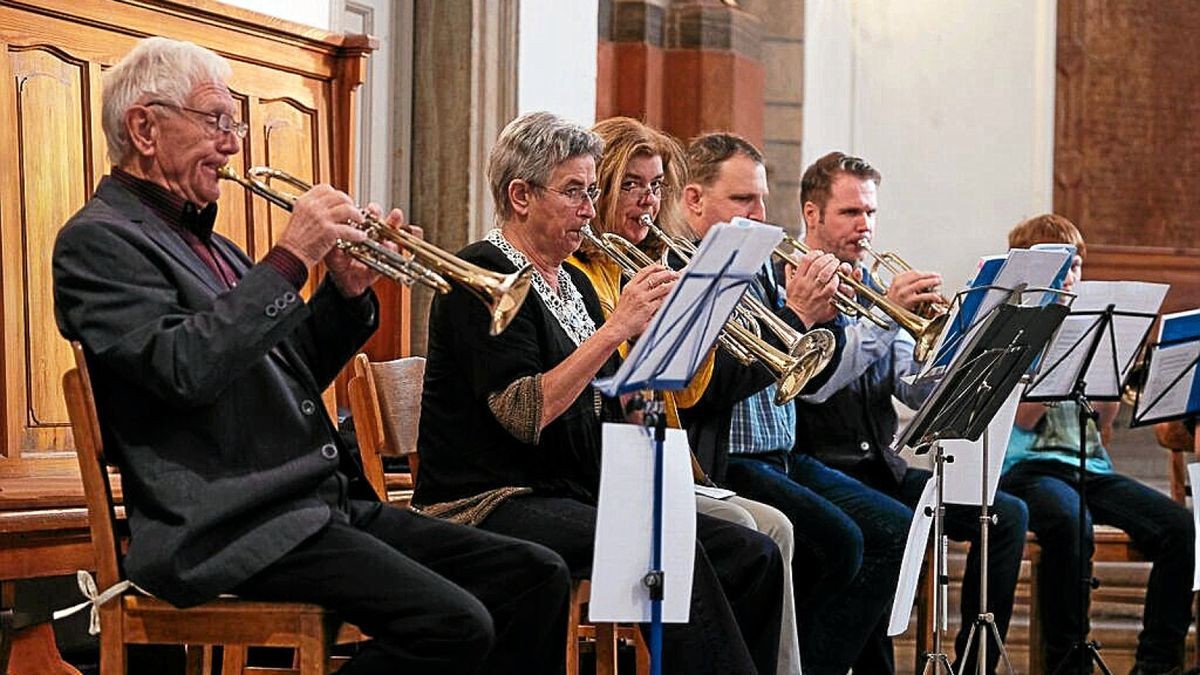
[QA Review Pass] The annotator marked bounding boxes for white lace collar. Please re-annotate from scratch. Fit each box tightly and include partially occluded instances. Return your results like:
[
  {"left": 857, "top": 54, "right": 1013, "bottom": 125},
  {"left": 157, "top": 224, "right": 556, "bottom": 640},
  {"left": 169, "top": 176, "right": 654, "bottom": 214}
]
[{"left": 485, "top": 228, "right": 597, "bottom": 346}]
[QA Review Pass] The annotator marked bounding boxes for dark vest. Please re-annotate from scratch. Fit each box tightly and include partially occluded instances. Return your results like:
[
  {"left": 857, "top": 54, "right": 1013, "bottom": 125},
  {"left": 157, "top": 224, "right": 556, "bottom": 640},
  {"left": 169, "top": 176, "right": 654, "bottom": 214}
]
[{"left": 792, "top": 279, "right": 909, "bottom": 486}]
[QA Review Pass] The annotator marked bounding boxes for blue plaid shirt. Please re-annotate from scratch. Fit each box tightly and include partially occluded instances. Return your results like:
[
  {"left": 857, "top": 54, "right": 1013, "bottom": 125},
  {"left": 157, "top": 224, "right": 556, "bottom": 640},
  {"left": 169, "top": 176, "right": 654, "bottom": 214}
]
[{"left": 728, "top": 266, "right": 796, "bottom": 455}]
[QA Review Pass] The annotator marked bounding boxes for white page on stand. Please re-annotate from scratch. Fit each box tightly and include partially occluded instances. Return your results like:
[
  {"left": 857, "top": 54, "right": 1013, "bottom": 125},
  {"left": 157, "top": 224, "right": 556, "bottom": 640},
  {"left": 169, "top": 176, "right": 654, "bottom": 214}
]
[
  {"left": 590, "top": 424, "right": 697, "bottom": 622},
  {"left": 1026, "top": 281, "right": 1167, "bottom": 399},
  {"left": 888, "top": 477, "right": 938, "bottom": 636},
  {"left": 942, "top": 388, "right": 1022, "bottom": 506},
  {"left": 1139, "top": 342, "right": 1200, "bottom": 423}
]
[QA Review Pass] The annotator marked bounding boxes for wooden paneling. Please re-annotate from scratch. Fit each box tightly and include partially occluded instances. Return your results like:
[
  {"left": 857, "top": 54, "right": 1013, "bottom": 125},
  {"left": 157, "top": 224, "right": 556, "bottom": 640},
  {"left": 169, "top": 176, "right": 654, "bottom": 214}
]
[
  {"left": 1055, "top": 0, "right": 1200, "bottom": 308},
  {"left": 0, "top": 0, "right": 377, "bottom": 475},
  {"left": 5, "top": 46, "right": 92, "bottom": 457}
]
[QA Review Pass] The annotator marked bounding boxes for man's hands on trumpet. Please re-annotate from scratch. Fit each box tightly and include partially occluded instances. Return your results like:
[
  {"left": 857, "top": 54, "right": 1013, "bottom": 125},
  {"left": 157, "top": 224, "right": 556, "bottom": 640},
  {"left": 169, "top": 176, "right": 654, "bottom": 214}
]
[
  {"left": 278, "top": 184, "right": 417, "bottom": 298},
  {"left": 885, "top": 269, "right": 944, "bottom": 314},
  {"left": 325, "top": 203, "right": 412, "bottom": 298},
  {"left": 277, "top": 184, "right": 366, "bottom": 268},
  {"left": 608, "top": 264, "right": 678, "bottom": 341},
  {"left": 784, "top": 250, "right": 842, "bottom": 327}
]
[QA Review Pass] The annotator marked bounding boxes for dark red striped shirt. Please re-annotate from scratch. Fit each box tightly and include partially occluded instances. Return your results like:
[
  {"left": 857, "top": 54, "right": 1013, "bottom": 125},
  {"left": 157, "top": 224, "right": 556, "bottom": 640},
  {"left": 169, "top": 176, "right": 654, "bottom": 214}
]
[{"left": 110, "top": 167, "right": 307, "bottom": 289}]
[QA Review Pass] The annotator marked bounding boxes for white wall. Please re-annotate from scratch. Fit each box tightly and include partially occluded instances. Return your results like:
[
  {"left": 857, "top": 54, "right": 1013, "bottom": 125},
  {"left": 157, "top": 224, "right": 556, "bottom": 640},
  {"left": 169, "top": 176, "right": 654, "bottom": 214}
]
[
  {"left": 219, "top": 0, "right": 332, "bottom": 30},
  {"left": 803, "top": 0, "right": 1057, "bottom": 292},
  {"left": 517, "top": 0, "right": 598, "bottom": 126}
]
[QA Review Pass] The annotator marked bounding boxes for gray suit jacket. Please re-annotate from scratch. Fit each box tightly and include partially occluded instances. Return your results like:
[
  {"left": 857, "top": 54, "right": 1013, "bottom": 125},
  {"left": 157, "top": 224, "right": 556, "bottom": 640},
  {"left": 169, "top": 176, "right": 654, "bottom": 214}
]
[{"left": 53, "top": 177, "right": 378, "bottom": 607}]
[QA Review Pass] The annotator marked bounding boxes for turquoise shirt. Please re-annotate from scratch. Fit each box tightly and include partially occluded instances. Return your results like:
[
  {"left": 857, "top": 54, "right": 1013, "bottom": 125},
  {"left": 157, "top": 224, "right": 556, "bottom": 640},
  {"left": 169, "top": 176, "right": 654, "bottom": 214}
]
[{"left": 1003, "top": 400, "right": 1114, "bottom": 475}]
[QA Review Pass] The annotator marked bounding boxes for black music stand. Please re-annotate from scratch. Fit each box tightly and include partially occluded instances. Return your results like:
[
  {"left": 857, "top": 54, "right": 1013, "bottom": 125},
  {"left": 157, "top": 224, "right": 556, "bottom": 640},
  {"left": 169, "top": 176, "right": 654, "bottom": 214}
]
[
  {"left": 897, "top": 296, "right": 1068, "bottom": 675},
  {"left": 1129, "top": 336, "right": 1200, "bottom": 427},
  {"left": 1024, "top": 301, "right": 1159, "bottom": 675}
]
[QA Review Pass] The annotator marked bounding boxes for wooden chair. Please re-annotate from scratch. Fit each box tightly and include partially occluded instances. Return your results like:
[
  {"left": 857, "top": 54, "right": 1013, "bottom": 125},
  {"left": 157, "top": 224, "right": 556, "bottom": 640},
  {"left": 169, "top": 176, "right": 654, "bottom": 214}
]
[
  {"left": 62, "top": 341, "right": 361, "bottom": 675},
  {"left": 346, "top": 354, "right": 424, "bottom": 502},
  {"left": 346, "top": 353, "right": 650, "bottom": 675}
]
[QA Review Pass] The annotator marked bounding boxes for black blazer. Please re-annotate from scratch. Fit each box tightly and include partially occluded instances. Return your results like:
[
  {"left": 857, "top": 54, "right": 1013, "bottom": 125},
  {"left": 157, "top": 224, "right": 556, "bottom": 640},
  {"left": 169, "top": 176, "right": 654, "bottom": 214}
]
[{"left": 52, "top": 177, "right": 378, "bottom": 607}]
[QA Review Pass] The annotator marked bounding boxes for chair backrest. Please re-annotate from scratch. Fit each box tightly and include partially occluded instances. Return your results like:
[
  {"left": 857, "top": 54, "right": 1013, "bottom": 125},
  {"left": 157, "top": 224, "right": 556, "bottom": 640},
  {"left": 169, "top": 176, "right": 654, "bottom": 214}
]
[
  {"left": 62, "top": 341, "right": 124, "bottom": 591},
  {"left": 347, "top": 354, "right": 426, "bottom": 500}
]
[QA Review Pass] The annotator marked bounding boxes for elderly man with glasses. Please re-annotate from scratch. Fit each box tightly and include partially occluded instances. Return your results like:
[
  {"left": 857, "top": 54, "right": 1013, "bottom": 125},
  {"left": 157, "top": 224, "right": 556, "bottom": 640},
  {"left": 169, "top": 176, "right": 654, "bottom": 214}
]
[{"left": 53, "top": 37, "right": 572, "bottom": 675}]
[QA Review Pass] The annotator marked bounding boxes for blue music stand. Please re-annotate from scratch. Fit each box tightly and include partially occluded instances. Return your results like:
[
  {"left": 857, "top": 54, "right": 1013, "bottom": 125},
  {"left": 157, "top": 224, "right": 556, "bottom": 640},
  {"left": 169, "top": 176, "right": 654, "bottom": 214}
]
[{"left": 594, "top": 220, "right": 782, "bottom": 675}]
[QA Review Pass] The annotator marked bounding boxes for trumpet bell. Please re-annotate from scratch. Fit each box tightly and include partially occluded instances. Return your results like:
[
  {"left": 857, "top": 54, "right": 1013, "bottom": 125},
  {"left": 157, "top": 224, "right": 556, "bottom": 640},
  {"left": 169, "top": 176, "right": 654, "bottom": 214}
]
[
  {"left": 774, "top": 328, "right": 836, "bottom": 405},
  {"left": 481, "top": 266, "right": 535, "bottom": 337},
  {"left": 912, "top": 310, "right": 949, "bottom": 364}
]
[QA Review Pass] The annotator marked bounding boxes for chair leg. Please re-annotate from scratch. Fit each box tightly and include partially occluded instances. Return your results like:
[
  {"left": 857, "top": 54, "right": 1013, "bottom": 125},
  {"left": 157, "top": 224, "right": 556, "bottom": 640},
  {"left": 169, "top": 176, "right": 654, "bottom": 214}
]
[
  {"left": 100, "top": 607, "right": 125, "bottom": 675},
  {"left": 1028, "top": 550, "right": 1043, "bottom": 675},
  {"left": 221, "top": 644, "right": 247, "bottom": 675},
  {"left": 633, "top": 628, "right": 650, "bottom": 675},
  {"left": 567, "top": 582, "right": 584, "bottom": 675},
  {"left": 296, "top": 632, "right": 330, "bottom": 675},
  {"left": 594, "top": 623, "right": 618, "bottom": 675}
]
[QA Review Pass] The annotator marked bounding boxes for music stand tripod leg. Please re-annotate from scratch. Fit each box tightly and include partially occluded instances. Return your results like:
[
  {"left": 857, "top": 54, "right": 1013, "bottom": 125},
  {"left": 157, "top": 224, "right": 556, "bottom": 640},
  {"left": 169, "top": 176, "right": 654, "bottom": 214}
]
[
  {"left": 961, "top": 426, "right": 1017, "bottom": 675},
  {"left": 923, "top": 442, "right": 958, "bottom": 675},
  {"left": 1047, "top": 378, "right": 1114, "bottom": 675}
]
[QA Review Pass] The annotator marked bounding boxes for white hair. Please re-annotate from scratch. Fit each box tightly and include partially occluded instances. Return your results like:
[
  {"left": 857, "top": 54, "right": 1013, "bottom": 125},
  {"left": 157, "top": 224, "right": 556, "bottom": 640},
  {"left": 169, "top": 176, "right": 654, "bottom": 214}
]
[{"left": 102, "top": 37, "right": 231, "bottom": 164}]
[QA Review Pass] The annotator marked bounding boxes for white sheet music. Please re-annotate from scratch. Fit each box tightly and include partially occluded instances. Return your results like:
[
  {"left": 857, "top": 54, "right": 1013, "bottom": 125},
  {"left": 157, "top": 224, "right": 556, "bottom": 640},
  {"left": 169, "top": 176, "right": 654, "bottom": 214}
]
[
  {"left": 920, "top": 248, "right": 1069, "bottom": 383},
  {"left": 590, "top": 424, "right": 697, "bottom": 622},
  {"left": 1025, "top": 281, "right": 1167, "bottom": 399},
  {"left": 888, "top": 477, "right": 937, "bottom": 636},
  {"left": 594, "top": 218, "right": 782, "bottom": 395},
  {"left": 978, "top": 248, "right": 1071, "bottom": 316},
  {"left": 941, "top": 388, "right": 1022, "bottom": 506},
  {"left": 1138, "top": 342, "right": 1200, "bottom": 423}
]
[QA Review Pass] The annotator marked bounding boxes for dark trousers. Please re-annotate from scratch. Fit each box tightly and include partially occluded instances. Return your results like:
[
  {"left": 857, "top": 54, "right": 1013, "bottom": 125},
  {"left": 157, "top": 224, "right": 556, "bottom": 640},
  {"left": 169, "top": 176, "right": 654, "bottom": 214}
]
[
  {"left": 853, "top": 467, "right": 1029, "bottom": 675},
  {"left": 232, "top": 500, "right": 571, "bottom": 675},
  {"left": 1000, "top": 461, "right": 1195, "bottom": 673},
  {"left": 724, "top": 452, "right": 910, "bottom": 675},
  {"left": 480, "top": 494, "right": 783, "bottom": 675}
]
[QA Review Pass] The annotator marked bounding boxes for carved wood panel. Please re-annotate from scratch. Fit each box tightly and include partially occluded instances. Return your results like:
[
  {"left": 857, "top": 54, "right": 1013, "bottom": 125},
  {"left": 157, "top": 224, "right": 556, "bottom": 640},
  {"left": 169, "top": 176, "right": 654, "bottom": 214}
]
[
  {"left": 212, "top": 90, "right": 253, "bottom": 254},
  {"left": 1055, "top": 0, "right": 1200, "bottom": 312},
  {"left": 2, "top": 45, "right": 95, "bottom": 458},
  {"left": 0, "top": 0, "right": 373, "bottom": 476},
  {"left": 256, "top": 97, "right": 320, "bottom": 256}
]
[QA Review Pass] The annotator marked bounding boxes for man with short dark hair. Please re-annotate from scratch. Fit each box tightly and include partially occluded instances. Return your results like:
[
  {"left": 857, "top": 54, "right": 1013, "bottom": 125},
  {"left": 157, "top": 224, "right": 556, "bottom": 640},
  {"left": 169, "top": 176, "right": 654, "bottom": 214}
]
[
  {"left": 793, "top": 151, "right": 1029, "bottom": 674},
  {"left": 677, "top": 133, "right": 910, "bottom": 675}
]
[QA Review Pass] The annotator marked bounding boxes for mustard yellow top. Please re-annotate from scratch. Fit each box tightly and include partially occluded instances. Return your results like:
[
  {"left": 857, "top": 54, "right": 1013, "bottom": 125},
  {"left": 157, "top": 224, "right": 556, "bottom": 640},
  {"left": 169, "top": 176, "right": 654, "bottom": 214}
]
[{"left": 566, "top": 253, "right": 716, "bottom": 429}]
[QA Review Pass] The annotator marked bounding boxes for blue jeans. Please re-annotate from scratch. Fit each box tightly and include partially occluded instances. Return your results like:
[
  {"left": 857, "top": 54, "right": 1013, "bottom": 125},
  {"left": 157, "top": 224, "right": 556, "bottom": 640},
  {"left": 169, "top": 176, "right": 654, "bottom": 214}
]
[
  {"left": 1000, "top": 461, "right": 1195, "bottom": 673},
  {"left": 725, "top": 452, "right": 909, "bottom": 675}
]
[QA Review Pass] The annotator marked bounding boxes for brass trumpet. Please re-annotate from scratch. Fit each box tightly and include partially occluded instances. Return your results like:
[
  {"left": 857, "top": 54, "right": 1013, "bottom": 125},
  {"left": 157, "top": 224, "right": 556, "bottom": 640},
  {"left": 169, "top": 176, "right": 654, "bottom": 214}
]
[
  {"left": 642, "top": 217, "right": 818, "bottom": 361},
  {"left": 583, "top": 218, "right": 836, "bottom": 405},
  {"left": 218, "top": 165, "right": 533, "bottom": 335},
  {"left": 773, "top": 234, "right": 948, "bottom": 363},
  {"left": 858, "top": 237, "right": 952, "bottom": 318}
]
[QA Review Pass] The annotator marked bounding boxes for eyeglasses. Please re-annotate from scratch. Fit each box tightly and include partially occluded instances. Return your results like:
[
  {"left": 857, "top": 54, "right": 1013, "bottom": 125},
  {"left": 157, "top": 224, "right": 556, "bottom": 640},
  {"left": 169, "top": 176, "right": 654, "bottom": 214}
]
[
  {"left": 619, "top": 179, "right": 666, "bottom": 200},
  {"left": 145, "top": 101, "right": 249, "bottom": 139},
  {"left": 529, "top": 181, "right": 600, "bottom": 207}
]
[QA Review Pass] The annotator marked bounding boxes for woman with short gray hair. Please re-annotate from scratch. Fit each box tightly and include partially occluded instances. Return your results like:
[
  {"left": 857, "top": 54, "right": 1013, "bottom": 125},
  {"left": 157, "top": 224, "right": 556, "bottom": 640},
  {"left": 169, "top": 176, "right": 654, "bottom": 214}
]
[{"left": 417, "top": 111, "right": 786, "bottom": 675}]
